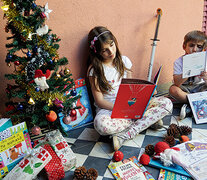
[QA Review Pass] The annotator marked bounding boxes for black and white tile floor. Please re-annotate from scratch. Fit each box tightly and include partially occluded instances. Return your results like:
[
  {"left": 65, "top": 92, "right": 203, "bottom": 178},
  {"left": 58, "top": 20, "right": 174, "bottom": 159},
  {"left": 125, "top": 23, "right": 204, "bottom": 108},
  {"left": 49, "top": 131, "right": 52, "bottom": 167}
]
[{"left": 62, "top": 108, "right": 207, "bottom": 180}]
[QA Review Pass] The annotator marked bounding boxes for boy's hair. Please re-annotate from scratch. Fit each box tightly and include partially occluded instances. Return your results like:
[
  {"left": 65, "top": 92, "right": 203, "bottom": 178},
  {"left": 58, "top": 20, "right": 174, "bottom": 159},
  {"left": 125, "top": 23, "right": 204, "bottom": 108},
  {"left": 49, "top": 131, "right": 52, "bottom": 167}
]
[
  {"left": 183, "top": 30, "right": 207, "bottom": 48},
  {"left": 87, "top": 26, "right": 130, "bottom": 93}
]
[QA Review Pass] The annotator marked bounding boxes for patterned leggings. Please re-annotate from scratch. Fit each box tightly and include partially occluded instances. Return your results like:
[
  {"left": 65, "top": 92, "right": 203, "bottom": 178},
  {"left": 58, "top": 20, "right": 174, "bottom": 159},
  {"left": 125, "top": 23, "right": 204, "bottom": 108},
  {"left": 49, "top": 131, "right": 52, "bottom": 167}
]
[{"left": 94, "top": 96, "right": 173, "bottom": 140}]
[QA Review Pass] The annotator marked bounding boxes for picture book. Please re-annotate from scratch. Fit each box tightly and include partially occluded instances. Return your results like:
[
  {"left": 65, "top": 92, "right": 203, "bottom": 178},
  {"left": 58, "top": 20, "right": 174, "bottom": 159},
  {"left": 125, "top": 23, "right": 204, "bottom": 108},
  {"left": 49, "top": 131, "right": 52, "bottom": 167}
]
[
  {"left": 111, "top": 66, "right": 162, "bottom": 119},
  {"left": 60, "top": 78, "right": 94, "bottom": 131},
  {"left": 158, "top": 169, "right": 192, "bottom": 180},
  {"left": 0, "top": 122, "right": 32, "bottom": 178},
  {"left": 174, "top": 139, "right": 207, "bottom": 180},
  {"left": 182, "top": 51, "right": 207, "bottom": 78},
  {"left": 187, "top": 91, "right": 207, "bottom": 124},
  {"left": 108, "top": 156, "right": 155, "bottom": 180}
]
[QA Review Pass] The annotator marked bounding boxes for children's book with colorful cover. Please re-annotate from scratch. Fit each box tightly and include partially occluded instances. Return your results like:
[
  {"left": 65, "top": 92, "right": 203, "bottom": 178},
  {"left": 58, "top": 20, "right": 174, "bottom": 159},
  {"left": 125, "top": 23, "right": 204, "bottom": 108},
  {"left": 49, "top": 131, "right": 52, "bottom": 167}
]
[
  {"left": 108, "top": 156, "right": 155, "bottom": 180},
  {"left": 111, "top": 66, "right": 162, "bottom": 119},
  {"left": 0, "top": 122, "right": 32, "bottom": 178},
  {"left": 158, "top": 169, "right": 192, "bottom": 180},
  {"left": 174, "top": 139, "right": 207, "bottom": 180},
  {"left": 187, "top": 91, "right": 207, "bottom": 124}
]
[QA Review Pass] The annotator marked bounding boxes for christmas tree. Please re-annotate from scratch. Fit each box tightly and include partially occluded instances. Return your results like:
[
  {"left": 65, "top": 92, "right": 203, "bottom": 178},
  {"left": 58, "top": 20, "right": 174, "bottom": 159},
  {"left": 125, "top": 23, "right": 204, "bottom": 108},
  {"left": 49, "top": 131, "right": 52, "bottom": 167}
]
[{"left": 1, "top": 0, "right": 80, "bottom": 135}]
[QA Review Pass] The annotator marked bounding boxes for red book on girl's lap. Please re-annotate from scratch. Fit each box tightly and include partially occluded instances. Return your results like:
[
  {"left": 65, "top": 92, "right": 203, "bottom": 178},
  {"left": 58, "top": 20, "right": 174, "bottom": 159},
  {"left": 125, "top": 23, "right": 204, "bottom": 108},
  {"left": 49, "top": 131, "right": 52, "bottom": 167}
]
[{"left": 111, "top": 66, "right": 162, "bottom": 119}]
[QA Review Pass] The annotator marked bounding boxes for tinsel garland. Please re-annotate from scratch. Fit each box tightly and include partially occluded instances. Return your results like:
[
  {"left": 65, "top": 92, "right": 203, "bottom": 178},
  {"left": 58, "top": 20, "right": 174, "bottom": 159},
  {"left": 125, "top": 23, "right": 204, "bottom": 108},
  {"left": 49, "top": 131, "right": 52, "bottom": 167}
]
[
  {"left": 1, "top": 0, "right": 33, "bottom": 37},
  {"left": 27, "top": 86, "right": 66, "bottom": 104},
  {"left": 37, "top": 36, "right": 59, "bottom": 59}
]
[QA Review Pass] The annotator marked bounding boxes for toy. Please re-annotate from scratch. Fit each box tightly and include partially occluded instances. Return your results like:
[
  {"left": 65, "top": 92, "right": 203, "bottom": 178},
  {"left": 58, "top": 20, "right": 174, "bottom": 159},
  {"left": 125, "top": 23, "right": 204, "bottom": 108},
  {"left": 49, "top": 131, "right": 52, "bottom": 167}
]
[{"left": 113, "top": 151, "right": 124, "bottom": 162}]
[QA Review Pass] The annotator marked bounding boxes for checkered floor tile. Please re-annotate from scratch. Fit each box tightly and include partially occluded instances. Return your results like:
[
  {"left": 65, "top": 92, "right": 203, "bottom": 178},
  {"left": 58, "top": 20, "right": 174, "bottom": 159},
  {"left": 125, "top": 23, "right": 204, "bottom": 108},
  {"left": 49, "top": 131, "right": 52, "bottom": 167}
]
[{"left": 58, "top": 107, "right": 207, "bottom": 180}]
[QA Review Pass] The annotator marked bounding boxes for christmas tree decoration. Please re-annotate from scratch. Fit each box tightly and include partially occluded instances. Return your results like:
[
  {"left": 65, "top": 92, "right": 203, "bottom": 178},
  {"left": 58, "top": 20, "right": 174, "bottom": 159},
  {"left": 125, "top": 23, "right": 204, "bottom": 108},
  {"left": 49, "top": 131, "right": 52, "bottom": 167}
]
[
  {"left": 26, "top": 51, "right": 32, "bottom": 57},
  {"left": 40, "top": 12, "right": 46, "bottom": 19},
  {"left": 28, "top": 97, "right": 35, "bottom": 105},
  {"left": 43, "top": 2, "right": 52, "bottom": 19},
  {"left": 63, "top": 116, "right": 71, "bottom": 125},
  {"left": 14, "top": 61, "right": 20, "bottom": 66},
  {"left": 46, "top": 110, "right": 57, "bottom": 122},
  {"left": 70, "top": 109, "right": 77, "bottom": 117},
  {"left": 1, "top": 0, "right": 80, "bottom": 134},
  {"left": 31, "top": 126, "right": 41, "bottom": 135},
  {"left": 35, "top": 87, "right": 40, "bottom": 92},
  {"left": 64, "top": 67, "right": 70, "bottom": 75},
  {"left": 17, "top": 103, "right": 24, "bottom": 111},
  {"left": 36, "top": 25, "right": 49, "bottom": 36},
  {"left": 53, "top": 98, "right": 64, "bottom": 108},
  {"left": 70, "top": 89, "right": 77, "bottom": 96}
]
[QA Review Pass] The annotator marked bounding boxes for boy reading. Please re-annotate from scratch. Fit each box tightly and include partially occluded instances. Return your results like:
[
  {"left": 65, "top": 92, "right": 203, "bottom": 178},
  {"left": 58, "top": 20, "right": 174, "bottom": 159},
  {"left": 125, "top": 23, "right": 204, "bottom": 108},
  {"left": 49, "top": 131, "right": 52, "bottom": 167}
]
[{"left": 169, "top": 30, "right": 207, "bottom": 103}]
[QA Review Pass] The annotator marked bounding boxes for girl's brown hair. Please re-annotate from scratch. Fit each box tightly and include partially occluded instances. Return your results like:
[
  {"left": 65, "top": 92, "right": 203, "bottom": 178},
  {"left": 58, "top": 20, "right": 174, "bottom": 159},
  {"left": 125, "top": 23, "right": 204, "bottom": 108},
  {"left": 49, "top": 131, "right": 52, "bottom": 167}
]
[{"left": 87, "top": 26, "right": 130, "bottom": 93}]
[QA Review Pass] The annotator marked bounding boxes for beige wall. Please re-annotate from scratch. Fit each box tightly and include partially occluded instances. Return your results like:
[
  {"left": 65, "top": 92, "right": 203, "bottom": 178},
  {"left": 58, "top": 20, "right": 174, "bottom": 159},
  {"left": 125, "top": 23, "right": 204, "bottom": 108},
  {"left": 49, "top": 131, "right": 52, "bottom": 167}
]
[{"left": 0, "top": 0, "right": 203, "bottom": 114}]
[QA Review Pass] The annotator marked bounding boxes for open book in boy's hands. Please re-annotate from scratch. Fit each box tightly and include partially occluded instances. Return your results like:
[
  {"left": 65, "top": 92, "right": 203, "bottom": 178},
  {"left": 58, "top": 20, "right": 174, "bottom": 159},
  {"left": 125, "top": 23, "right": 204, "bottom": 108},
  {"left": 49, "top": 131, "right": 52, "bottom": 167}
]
[{"left": 182, "top": 51, "right": 207, "bottom": 78}]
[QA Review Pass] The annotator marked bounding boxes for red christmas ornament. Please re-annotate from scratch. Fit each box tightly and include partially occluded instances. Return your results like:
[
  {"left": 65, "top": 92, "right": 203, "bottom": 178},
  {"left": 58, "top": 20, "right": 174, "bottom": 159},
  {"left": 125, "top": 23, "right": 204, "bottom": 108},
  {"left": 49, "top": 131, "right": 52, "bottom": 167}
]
[
  {"left": 31, "top": 126, "right": 41, "bottom": 135},
  {"left": 14, "top": 61, "right": 20, "bottom": 66},
  {"left": 113, "top": 151, "right": 124, "bottom": 162},
  {"left": 70, "top": 109, "right": 77, "bottom": 117},
  {"left": 40, "top": 12, "right": 46, "bottom": 19},
  {"left": 46, "top": 110, "right": 57, "bottom": 122},
  {"left": 63, "top": 116, "right": 71, "bottom": 125},
  {"left": 5, "top": 104, "right": 15, "bottom": 112},
  {"left": 139, "top": 154, "right": 150, "bottom": 165},
  {"left": 24, "top": 10, "right": 30, "bottom": 16}
]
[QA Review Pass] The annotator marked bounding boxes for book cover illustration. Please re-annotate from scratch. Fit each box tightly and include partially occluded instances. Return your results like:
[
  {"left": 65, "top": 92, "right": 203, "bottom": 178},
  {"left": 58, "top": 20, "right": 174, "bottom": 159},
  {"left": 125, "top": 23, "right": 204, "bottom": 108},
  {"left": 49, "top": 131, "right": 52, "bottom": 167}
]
[
  {"left": 158, "top": 169, "right": 192, "bottom": 180},
  {"left": 0, "top": 122, "right": 32, "bottom": 178},
  {"left": 187, "top": 91, "right": 207, "bottom": 124},
  {"left": 182, "top": 51, "right": 207, "bottom": 78},
  {"left": 108, "top": 156, "right": 155, "bottom": 180},
  {"left": 111, "top": 79, "right": 156, "bottom": 119},
  {"left": 60, "top": 78, "right": 94, "bottom": 131},
  {"left": 111, "top": 66, "right": 162, "bottom": 119}
]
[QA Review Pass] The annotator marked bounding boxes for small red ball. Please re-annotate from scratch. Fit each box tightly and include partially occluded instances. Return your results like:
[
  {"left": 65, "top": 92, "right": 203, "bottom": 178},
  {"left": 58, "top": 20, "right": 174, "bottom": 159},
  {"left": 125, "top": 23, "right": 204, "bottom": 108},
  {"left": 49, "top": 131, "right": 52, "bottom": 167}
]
[
  {"left": 113, "top": 151, "right": 124, "bottom": 162},
  {"left": 31, "top": 126, "right": 41, "bottom": 135},
  {"left": 139, "top": 154, "right": 150, "bottom": 165}
]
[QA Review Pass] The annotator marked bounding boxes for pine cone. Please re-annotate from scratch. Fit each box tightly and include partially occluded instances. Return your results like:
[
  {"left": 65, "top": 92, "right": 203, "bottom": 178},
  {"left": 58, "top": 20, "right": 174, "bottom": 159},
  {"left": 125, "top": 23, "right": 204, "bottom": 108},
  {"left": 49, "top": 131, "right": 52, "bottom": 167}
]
[
  {"left": 74, "top": 166, "right": 87, "bottom": 180},
  {"left": 163, "top": 135, "right": 175, "bottom": 147},
  {"left": 179, "top": 125, "right": 192, "bottom": 135},
  {"left": 167, "top": 124, "right": 180, "bottom": 138},
  {"left": 84, "top": 168, "right": 98, "bottom": 180},
  {"left": 145, "top": 144, "right": 155, "bottom": 156}
]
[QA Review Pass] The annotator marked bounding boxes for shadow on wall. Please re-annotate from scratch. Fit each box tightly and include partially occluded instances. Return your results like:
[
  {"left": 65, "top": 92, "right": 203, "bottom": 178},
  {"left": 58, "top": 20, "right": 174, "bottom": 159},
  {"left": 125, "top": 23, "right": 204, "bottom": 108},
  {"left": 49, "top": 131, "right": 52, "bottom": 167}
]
[{"left": 76, "top": 34, "right": 89, "bottom": 79}]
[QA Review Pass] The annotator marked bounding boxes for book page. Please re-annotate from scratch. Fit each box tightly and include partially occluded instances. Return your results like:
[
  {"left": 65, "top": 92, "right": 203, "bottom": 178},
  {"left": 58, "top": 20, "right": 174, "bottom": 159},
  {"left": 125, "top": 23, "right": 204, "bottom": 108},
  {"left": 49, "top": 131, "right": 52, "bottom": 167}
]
[
  {"left": 174, "top": 139, "right": 207, "bottom": 180},
  {"left": 182, "top": 51, "right": 207, "bottom": 78}
]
